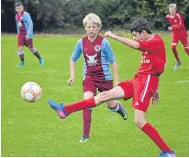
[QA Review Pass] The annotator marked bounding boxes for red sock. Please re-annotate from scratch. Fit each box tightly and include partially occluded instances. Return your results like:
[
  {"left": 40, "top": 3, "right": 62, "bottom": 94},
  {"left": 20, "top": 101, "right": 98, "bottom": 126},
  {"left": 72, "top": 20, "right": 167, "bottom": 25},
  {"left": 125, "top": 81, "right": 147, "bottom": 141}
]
[
  {"left": 64, "top": 98, "right": 96, "bottom": 114},
  {"left": 141, "top": 123, "right": 172, "bottom": 152}
]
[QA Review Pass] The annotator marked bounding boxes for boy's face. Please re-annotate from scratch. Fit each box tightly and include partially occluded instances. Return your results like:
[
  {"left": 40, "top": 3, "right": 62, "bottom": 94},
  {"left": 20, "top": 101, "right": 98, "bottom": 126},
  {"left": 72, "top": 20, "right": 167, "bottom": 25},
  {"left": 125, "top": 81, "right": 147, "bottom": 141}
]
[
  {"left": 15, "top": 5, "right": 24, "bottom": 14},
  {"left": 132, "top": 31, "right": 147, "bottom": 42},
  {"left": 85, "top": 22, "right": 100, "bottom": 37},
  {"left": 169, "top": 7, "right": 176, "bottom": 16}
]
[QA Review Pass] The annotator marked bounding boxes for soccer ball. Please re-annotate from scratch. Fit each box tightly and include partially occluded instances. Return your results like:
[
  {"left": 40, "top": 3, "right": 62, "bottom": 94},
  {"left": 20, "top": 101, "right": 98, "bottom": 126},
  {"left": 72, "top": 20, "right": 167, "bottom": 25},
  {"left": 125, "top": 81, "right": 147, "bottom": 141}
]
[{"left": 21, "top": 82, "right": 42, "bottom": 103}]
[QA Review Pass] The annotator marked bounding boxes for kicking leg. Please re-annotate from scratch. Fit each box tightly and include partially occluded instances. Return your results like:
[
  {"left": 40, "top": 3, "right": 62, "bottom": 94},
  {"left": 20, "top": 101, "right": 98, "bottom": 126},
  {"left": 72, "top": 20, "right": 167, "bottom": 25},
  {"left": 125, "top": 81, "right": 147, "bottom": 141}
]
[{"left": 48, "top": 86, "right": 125, "bottom": 119}]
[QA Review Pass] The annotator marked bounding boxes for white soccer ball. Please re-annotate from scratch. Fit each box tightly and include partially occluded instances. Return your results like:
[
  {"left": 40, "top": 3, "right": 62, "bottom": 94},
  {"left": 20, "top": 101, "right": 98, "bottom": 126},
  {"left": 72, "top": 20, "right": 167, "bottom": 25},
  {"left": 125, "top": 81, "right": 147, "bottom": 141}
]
[{"left": 21, "top": 82, "right": 42, "bottom": 103}]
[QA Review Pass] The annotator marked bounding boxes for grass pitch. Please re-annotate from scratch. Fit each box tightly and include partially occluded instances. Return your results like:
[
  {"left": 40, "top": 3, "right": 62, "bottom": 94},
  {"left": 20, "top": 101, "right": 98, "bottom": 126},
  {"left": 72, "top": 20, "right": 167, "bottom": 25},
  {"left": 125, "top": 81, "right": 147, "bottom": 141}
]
[{"left": 1, "top": 34, "right": 189, "bottom": 156}]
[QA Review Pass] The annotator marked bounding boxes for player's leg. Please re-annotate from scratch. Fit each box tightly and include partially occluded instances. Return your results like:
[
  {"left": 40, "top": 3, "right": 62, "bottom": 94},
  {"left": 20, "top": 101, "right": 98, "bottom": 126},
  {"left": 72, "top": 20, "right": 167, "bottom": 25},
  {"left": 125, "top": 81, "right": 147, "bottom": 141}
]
[
  {"left": 17, "top": 34, "right": 25, "bottom": 67},
  {"left": 134, "top": 110, "right": 175, "bottom": 157},
  {"left": 97, "top": 80, "right": 128, "bottom": 120},
  {"left": 80, "top": 91, "right": 94, "bottom": 142},
  {"left": 180, "top": 36, "right": 189, "bottom": 56},
  {"left": 171, "top": 36, "right": 181, "bottom": 70},
  {"left": 107, "top": 100, "right": 128, "bottom": 120},
  {"left": 25, "top": 39, "right": 44, "bottom": 65},
  {"left": 133, "top": 75, "right": 175, "bottom": 156},
  {"left": 48, "top": 85, "right": 126, "bottom": 119},
  {"left": 80, "top": 79, "right": 97, "bottom": 142}
]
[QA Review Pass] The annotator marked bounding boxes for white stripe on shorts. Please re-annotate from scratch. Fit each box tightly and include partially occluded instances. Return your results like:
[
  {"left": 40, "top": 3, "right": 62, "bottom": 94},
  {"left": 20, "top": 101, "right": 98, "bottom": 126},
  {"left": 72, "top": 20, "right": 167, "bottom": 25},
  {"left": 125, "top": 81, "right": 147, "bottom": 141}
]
[
  {"left": 172, "top": 43, "right": 177, "bottom": 46},
  {"left": 140, "top": 74, "right": 151, "bottom": 103}
]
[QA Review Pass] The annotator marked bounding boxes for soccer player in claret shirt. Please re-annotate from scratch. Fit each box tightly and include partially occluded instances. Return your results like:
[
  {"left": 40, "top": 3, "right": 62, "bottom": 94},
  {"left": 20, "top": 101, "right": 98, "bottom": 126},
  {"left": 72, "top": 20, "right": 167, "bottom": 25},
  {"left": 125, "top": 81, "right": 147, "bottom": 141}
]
[
  {"left": 48, "top": 18, "right": 175, "bottom": 156},
  {"left": 166, "top": 3, "right": 189, "bottom": 70},
  {"left": 66, "top": 13, "right": 127, "bottom": 142},
  {"left": 15, "top": 2, "right": 44, "bottom": 67}
]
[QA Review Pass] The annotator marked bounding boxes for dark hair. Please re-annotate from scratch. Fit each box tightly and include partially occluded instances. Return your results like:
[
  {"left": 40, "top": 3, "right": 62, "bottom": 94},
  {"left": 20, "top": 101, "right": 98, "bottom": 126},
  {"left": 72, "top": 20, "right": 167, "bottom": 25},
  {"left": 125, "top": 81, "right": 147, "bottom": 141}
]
[
  {"left": 130, "top": 18, "right": 152, "bottom": 34},
  {"left": 15, "top": 2, "right": 23, "bottom": 7}
]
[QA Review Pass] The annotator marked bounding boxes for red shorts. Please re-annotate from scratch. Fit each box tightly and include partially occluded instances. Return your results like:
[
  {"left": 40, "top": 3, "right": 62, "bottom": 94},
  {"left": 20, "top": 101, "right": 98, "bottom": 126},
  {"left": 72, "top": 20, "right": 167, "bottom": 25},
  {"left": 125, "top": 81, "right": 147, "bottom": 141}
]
[
  {"left": 17, "top": 34, "right": 33, "bottom": 48},
  {"left": 83, "top": 77, "right": 113, "bottom": 95},
  {"left": 172, "top": 36, "right": 189, "bottom": 47},
  {"left": 119, "top": 74, "right": 159, "bottom": 112}
]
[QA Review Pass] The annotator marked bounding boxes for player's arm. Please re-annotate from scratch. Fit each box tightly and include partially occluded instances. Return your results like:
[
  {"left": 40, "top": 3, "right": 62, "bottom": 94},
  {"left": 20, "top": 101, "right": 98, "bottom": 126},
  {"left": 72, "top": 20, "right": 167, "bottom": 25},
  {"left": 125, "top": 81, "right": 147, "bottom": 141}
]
[
  {"left": 68, "top": 40, "right": 82, "bottom": 85},
  {"left": 166, "top": 15, "right": 172, "bottom": 31},
  {"left": 103, "top": 39, "right": 119, "bottom": 85},
  {"left": 24, "top": 12, "right": 33, "bottom": 39},
  {"left": 105, "top": 31, "right": 140, "bottom": 49},
  {"left": 111, "top": 62, "right": 119, "bottom": 86},
  {"left": 151, "top": 89, "right": 160, "bottom": 105},
  {"left": 68, "top": 60, "right": 76, "bottom": 85}
]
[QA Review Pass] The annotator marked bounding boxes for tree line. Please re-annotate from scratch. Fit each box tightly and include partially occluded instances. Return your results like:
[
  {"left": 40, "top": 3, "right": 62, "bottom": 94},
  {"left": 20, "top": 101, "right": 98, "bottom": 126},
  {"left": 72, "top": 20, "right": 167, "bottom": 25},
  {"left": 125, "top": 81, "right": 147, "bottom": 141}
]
[{"left": 2, "top": 0, "right": 189, "bottom": 33}]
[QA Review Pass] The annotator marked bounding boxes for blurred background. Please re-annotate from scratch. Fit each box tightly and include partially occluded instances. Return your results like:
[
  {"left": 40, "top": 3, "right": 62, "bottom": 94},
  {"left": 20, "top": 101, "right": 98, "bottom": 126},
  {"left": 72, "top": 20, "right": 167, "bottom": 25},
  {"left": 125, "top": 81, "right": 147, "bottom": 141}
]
[{"left": 2, "top": 0, "right": 189, "bottom": 34}]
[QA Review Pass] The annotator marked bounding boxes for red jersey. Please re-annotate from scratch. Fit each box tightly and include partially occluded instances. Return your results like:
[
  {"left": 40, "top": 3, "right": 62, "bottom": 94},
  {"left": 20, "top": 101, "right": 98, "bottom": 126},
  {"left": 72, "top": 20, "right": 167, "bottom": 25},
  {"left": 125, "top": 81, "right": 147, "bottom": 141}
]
[
  {"left": 137, "top": 34, "right": 166, "bottom": 76},
  {"left": 166, "top": 13, "right": 188, "bottom": 38}
]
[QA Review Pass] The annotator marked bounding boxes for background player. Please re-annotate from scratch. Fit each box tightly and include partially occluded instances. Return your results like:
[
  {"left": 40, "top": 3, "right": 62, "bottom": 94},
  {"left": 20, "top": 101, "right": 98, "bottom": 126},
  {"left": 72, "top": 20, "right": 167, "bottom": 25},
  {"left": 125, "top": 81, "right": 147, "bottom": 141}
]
[
  {"left": 67, "top": 13, "right": 127, "bottom": 142},
  {"left": 48, "top": 18, "right": 175, "bottom": 156},
  {"left": 15, "top": 2, "right": 44, "bottom": 67},
  {"left": 166, "top": 3, "right": 189, "bottom": 70}
]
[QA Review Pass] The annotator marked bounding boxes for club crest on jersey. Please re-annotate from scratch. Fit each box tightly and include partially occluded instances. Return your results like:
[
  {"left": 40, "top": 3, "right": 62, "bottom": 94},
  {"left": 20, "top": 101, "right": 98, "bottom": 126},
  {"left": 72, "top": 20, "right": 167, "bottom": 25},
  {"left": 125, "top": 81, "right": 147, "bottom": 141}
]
[
  {"left": 94, "top": 45, "right": 101, "bottom": 52},
  {"left": 86, "top": 53, "right": 98, "bottom": 66},
  {"left": 174, "top": 20, "right": 177, "bottom": 23}
]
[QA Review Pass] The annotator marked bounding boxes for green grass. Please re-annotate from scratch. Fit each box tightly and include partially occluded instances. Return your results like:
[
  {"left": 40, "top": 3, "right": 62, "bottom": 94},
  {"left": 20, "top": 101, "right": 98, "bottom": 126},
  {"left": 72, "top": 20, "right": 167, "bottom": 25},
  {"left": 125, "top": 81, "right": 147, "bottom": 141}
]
[{"left": 1, "top": 34, "right": 189, "bottom": 156}]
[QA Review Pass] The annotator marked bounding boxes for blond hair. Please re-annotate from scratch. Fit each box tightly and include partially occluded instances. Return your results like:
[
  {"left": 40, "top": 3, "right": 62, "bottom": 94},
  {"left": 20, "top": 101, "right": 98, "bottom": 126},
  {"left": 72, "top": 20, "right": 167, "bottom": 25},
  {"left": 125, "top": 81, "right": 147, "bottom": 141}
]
[
  {"left": 169, "top": 3, "right": 177, "bottom": 9},
  {"left": 83, "top": 13, "right": 102, "bottom": 27}
]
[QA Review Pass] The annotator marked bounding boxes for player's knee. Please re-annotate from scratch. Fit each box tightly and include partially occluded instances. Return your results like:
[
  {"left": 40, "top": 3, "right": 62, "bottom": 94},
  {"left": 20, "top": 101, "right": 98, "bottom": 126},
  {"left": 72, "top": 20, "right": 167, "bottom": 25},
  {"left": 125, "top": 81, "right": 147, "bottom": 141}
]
[
  {"left": 184, "top": 47, "right": 189, "bottom": 54},
  {"left": 97, "top": 91, "right": 110, "bottom": 103},
  {"left": 172, "top": 43, "right": 177, "bottom": 50},
  {"left": 18, "top": 46, "right": 23, "bottom": 51},
  {"left": 29, "top": 47, "right": 33, "bottom": 52},
  {"left": 172, "top": 46, "right": 176, "bottom": 51},
  {"left": 134, "top": 117, "right": 146, "bottom": 128},
  {"left": 30, "top": 47, "right": 37, "bottom": 53}
]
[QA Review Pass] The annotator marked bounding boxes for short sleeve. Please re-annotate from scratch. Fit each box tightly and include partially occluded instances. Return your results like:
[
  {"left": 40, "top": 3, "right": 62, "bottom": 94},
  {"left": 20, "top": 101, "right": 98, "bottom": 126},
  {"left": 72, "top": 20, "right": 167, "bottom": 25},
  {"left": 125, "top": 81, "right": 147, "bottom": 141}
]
[
  {"left": 70, "top": 39, "right": 82, "bottom": 62},
  {"left": 102, "top": 39, "right": 116, "bottom": 63}
]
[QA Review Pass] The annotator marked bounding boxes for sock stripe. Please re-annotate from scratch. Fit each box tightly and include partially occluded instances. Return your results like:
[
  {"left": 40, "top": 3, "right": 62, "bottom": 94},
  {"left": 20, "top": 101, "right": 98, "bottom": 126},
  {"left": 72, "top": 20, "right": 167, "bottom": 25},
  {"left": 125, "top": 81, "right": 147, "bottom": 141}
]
[{"left": 18, "top": 50, "right": 24, "bottom": 56}]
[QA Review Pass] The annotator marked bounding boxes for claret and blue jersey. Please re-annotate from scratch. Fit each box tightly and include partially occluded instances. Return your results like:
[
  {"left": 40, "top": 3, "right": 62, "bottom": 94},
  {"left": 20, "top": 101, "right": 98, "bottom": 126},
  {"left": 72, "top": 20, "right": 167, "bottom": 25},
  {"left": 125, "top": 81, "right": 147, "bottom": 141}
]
[
  {"left": 71, "top": 35, "right": 116, "bottom": 80},
  {"left": 15, "top": 11, "right": 33, "bottom": 39}
]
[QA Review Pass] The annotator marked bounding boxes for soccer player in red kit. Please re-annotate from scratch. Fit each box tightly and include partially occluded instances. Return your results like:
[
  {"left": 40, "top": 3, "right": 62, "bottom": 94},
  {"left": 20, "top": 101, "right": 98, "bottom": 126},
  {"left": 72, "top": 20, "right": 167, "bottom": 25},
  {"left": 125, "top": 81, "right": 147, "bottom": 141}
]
[
  {"left": 166, "top": 3, "right": 189, "bottom": 70},
  {"left": 48, "top": 18, "right": 175, "bottom": 156},
  {"left": 15, "top": 2, "right": 44, "bottom": 67},
  {"left": 67, "top": 13, "right": 127, "bottom": 142}
]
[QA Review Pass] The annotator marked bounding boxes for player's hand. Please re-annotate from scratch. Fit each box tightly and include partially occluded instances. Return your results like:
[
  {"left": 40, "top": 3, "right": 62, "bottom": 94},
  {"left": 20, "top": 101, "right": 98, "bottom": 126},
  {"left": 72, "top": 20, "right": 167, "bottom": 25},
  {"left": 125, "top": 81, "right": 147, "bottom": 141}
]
[
  {"left": 105, "top": 31, "right": 116, "bottom": 39},
  {"left": 168, "top": 27, "right": 172, "bottom": 31},
  {"left": 25, "top": 37, "right": 29, "bottom": 40},
  {"left": 67, "top": 76, "right": 75, "bottom": 86},
  {"left": 114, "top": 80, "right": 120, "bottom": 86},
  {"left": 151, "top": 90, "right": 159, "bottom": 105}
]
